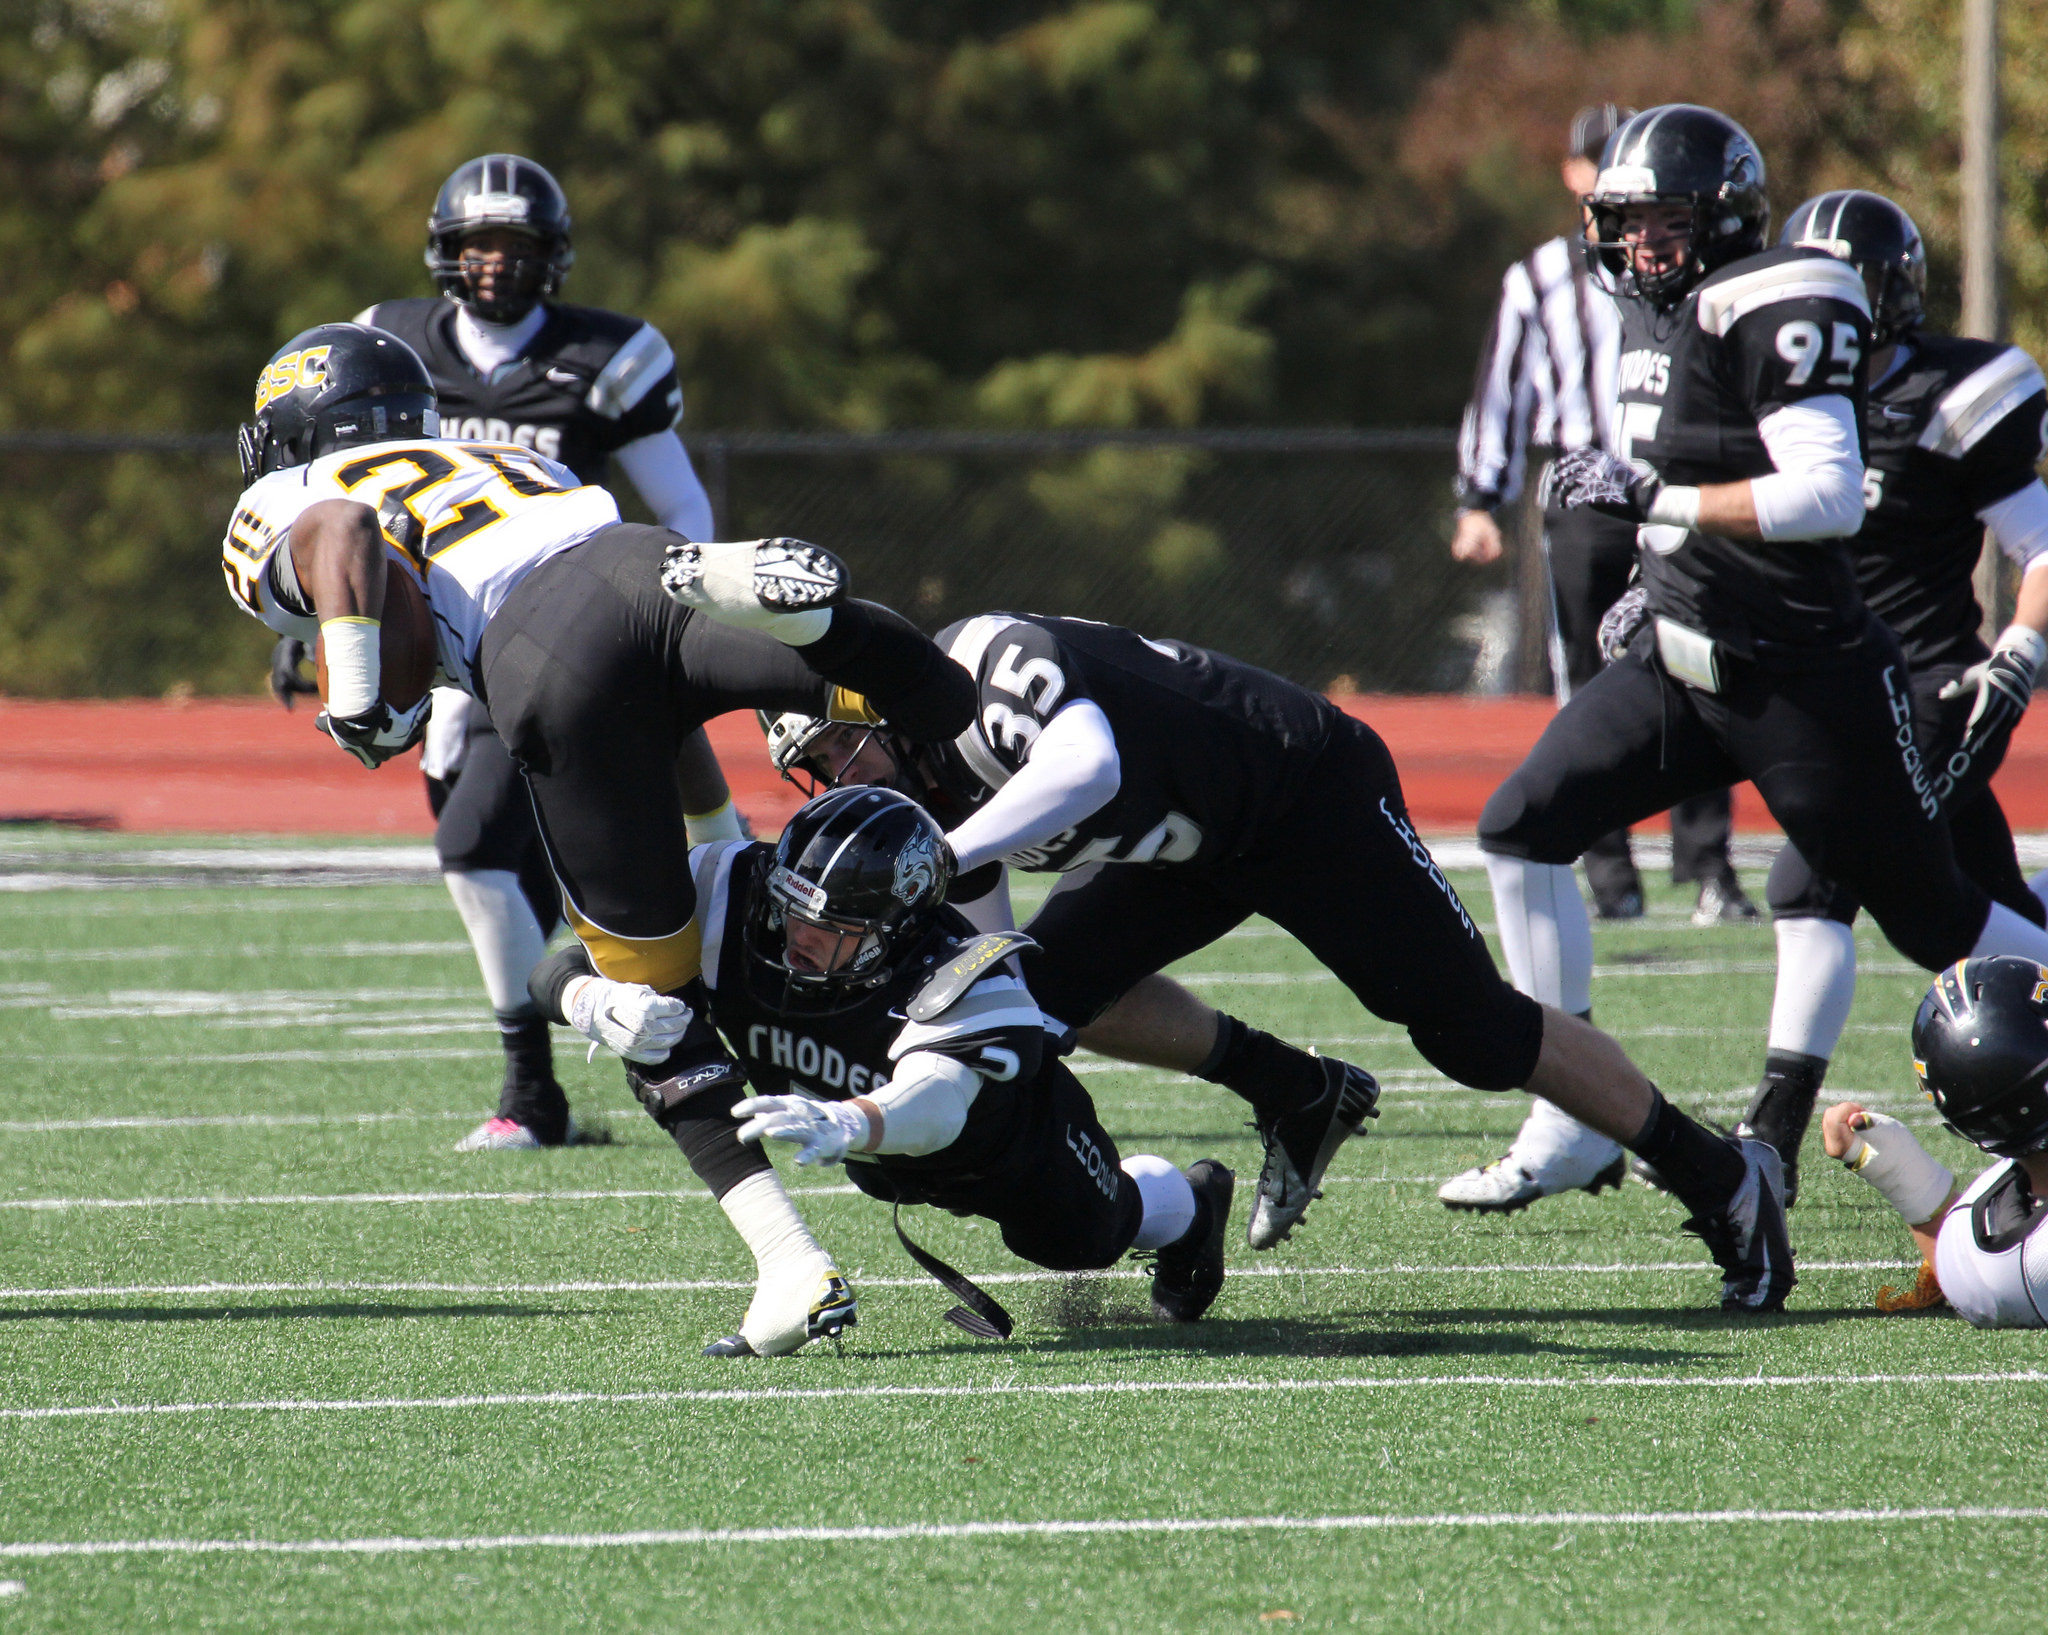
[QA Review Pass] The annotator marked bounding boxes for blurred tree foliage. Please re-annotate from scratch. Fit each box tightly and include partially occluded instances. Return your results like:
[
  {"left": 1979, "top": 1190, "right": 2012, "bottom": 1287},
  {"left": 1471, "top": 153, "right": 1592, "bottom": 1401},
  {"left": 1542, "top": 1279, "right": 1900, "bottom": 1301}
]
[{"left": 0, "top": 0, "right": 2037, "bottom": 693}]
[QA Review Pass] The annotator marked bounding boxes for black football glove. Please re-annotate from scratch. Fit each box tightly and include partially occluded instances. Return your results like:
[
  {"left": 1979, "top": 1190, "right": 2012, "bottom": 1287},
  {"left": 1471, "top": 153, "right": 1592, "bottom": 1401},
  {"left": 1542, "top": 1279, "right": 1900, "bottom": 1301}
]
[
  {"left": 1544, "top": 447, "right": 1665, "bottom": 525},
  {"left": 268, "top": 636, "right": 319, "bottom": 710},
  {"left": 316, "top": 695, "right": 431, "bottom": 769}
]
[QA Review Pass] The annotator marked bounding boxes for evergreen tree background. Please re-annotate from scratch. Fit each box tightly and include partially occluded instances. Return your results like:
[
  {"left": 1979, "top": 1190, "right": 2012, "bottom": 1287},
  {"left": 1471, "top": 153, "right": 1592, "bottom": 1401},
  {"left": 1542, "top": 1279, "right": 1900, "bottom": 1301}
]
[{"left": 0, "top": 0, "right": 2035, "bottom": 692}]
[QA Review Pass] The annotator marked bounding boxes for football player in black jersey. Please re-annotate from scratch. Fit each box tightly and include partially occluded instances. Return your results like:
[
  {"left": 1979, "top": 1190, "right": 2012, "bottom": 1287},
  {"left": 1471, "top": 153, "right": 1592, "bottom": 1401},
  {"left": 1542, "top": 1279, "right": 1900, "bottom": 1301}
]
[
  {"left": 1474, "top": 108, "right": 2048, "bottom": 1228},
  {"left": 759, "top": 610, "right": 1802, "bottom": 1311},
  {"left": 530, "top": 787, "right": 1237, "bottom": 1351},
  {"left": 1729, "top": 191, "right": 2048, "bottom": 1198},
  {"left": 275, "top": 154, "right": 738, "bottom": 1153}
]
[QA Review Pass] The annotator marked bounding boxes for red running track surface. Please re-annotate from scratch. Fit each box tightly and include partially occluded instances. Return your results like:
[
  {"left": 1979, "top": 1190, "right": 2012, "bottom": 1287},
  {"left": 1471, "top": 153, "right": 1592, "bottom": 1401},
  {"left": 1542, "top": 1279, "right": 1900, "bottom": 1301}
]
[{"left": 6, "top": 693, "right": 2047, "bottom": 836}]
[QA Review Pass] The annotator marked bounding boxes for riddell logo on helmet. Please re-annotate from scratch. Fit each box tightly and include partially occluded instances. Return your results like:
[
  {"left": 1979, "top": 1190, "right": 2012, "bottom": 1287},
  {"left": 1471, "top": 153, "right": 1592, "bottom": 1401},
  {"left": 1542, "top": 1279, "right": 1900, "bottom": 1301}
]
[{"left": 252, "top": 347, "right": 331, "bottom": 414}]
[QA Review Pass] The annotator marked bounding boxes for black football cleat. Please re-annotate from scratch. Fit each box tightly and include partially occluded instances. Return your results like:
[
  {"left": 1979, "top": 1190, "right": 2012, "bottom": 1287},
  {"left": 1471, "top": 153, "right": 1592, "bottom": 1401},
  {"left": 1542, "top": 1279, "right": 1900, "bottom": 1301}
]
[
  {"left": 1149, "top": 1160, "right": 1234, "bottom": 1322},
  {"left": 1249, "top": 1057, "right": 1379, "bottom": 1249},
  {"left": 1680, "top": 1137, "right": 1796, "bottom": 1313}
]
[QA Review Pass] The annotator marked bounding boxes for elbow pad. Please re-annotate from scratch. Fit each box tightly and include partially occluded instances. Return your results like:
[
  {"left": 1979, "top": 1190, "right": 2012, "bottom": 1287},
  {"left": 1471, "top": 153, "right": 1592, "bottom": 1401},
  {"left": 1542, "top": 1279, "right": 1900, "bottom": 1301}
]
[{"left": 864, "top": 1051, "right": 981, "bottom": 1157}]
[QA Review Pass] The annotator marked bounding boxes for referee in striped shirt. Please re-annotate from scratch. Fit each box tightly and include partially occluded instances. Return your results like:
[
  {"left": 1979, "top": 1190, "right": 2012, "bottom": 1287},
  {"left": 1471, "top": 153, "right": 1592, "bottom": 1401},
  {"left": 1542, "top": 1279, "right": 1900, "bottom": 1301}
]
[{"left": 1450, "top": 103, "right": 1753, "bottom": 927}]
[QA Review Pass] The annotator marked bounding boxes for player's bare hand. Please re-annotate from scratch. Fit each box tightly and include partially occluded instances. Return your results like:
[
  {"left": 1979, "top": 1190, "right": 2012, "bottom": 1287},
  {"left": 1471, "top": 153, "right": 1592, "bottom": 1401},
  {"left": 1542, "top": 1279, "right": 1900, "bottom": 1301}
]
[
  {"left": 1820, "top": 1101, "right": 1869, "bottom": 1160},
  {"left": 1450, "top": 509, "right": 1504, "bottom": 565}
]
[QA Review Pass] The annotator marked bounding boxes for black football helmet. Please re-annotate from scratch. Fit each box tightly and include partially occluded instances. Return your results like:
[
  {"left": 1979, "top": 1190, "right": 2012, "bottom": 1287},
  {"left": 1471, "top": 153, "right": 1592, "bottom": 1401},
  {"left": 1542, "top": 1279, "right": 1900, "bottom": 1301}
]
[
  {"left": 1911, "top": 957, "right": 2048, "bottom": 1158},
  {"left": 237, "top": 323, "right": 438, "bottom": 487},
  {"left": 1587, "top": 104, "right": 1770, "bottom": 305},
  {"left": 745, "top": 786, "right": 956, "bottom": 1014},
  {"left": 424, "top": 154, "right": 574, "bottom": 323},
  {"left": 1781, "top": 189, "right": 1927, "bottom": 346}
]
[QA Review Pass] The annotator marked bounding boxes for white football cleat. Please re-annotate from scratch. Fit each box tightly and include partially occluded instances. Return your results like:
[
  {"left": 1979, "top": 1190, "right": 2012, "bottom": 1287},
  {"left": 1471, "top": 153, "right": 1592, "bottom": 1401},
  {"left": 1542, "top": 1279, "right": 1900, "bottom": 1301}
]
[
  {"left": 453, "top": 1114, "right": 578, "bottom": 1152},
  {"left": 660, "top": 539, "right": 846, "bottom": 630},
  {"left": 1438, "top": 1151, "right": 1626, "bottom": 1214}
]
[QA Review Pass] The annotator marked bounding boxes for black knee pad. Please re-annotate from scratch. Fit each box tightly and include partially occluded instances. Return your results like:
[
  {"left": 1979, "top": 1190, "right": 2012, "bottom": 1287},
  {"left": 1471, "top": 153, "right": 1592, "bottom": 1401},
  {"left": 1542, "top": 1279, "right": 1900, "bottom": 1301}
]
[
  {"left": 662, "top": 1084, "right": 775, "bottom": 1198},
  {"left": 1764, "top": 842, "right": 1858, "bottom": 924},
  {"left": 1407, "top": 983, "right": 1546, "bottom": 1091}
]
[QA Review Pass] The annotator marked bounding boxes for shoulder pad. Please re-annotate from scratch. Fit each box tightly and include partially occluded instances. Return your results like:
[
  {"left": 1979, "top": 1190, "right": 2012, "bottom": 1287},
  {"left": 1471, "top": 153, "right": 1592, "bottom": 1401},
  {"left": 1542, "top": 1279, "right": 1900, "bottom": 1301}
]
[
  {"left": 1695, "top": 251, "right": 1868, "bottom": 337},
  {"left": 584, "top": 320, "right": 676, "bottom": 420},
  {"left": 1919, "top": 346, "right": 2048, "bottom": 459},
  {"left": 907, "top": 931, "right": 1038, "bottom": 1023}
]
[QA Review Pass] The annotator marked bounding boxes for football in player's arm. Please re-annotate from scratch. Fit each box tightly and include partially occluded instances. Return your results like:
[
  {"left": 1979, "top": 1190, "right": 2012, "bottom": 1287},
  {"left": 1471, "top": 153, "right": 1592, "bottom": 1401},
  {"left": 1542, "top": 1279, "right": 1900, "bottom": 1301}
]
[
  {"left": 1824, "top": 957, "right": 2048, "bottom": 1327},
  {"left": 529, "top": 787, "right": 1236, "bottom": 1351}
]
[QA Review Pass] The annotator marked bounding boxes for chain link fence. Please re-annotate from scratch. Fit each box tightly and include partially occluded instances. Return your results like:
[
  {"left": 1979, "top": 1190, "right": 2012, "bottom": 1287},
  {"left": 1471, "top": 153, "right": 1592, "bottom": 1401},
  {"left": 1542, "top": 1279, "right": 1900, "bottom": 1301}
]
[{"left": 0, "top": 428, "right": 1504, "bottom": 697}]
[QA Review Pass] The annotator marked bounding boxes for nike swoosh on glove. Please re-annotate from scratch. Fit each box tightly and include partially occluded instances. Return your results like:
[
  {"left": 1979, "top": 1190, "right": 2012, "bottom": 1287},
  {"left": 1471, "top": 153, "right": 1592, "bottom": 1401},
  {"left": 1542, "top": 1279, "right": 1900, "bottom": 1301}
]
[
  {"left": 1598, "top": 583, "right": 1651, "bottom": 665},
  {"left": 732, "top": 1095, "right": 871, "bottom": 1166},
  {"left": 316, "top": 695, "right": 431, "bottom": 768},
  {"left": 1938, "top": 626, "right": 2043, "bottom": 773},
  {"left": 564, "top": 976, "right": 694, "bottom": 1064},
  {"left": 1544, "top": 447, "right": 1664, "bottom": 524}
]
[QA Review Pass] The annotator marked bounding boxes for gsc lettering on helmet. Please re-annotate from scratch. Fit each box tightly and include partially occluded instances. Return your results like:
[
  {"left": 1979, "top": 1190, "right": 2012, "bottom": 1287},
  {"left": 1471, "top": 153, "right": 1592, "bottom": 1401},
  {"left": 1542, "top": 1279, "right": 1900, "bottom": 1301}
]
[{"left": 253, "top": 347, "right": 332, "bottom": 414}]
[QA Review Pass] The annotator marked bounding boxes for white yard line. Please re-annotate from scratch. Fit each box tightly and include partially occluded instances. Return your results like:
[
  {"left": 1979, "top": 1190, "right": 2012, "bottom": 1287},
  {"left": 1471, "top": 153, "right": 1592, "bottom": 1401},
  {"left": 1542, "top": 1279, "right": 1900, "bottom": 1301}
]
[
  {"left": 0, "top": 1185, "right": 858, "bottom": 1212},
  {"left": 8, "top": 1050, "right": 500, "bottom": 1065},
  {"left": 0, "top": 943, "right": 470, "bottom": 963},
  {"left": 2, "top": 1505, "right": 2042, "bottom": 1559},
  {"left": 0, "top": 1111, "right": 480, "bottom": 1134},
  {"left": 0, "top": 1260, "right": 1916, "bottom": 1300},
  {"left": 3, "top": 1370, "right": 2041, "bottom": 1424}
]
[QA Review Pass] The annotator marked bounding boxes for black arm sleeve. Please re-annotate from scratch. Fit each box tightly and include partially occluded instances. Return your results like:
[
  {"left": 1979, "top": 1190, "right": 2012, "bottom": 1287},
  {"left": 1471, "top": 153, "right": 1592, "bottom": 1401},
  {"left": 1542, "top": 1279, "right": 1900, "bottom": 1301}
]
[
  {"left": 530, "top": 942, "right": 597, "bottom": 1023},
  {"left": 676, "top": 599, "right": 975, "bottom": 741}
]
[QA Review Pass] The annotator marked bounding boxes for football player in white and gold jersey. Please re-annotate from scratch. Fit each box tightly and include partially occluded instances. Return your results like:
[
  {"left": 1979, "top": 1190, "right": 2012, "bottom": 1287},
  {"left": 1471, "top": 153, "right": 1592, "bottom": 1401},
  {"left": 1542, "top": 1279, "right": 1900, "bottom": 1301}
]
[
  {"left": 1825, "top": 956, "right": 2048, "bottom": 1325},
  {"left": 221, "top": 321, "right": 976, "bottom": 1355}
]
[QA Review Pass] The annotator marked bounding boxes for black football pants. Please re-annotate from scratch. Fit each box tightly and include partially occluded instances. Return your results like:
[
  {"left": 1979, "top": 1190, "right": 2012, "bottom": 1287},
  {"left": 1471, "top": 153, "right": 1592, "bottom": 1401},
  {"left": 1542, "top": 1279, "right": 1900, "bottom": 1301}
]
[
  {"left": 478, "top": 523, "right": 972, "bottom": 991},
  {"left": 1544, "top": 500, "right": 1733, "bottom": 890},
  {"left": 1767, "top": 656, "right": 2042, "bottom": 926},
  {"left": 1479, "top": 619, "right": 1992, "bottom": 972},
  {"left": 844, "top": 1060, "right": 1145, "bottom": 1271},
  {"left": 1020, "top": 714, "right": 1547, "bottom": 1092}
]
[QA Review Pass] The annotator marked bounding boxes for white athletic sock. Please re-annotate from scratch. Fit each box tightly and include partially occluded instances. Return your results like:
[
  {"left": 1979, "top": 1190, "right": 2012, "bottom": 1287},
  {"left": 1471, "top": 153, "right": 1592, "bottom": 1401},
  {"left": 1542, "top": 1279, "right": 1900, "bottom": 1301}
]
[
  {"left": 1483, "top": 855, "right": 1593, "bottom": 1013},
  {"left": 442, "top": 869, "right": 550, "bottom": 1015},
  {"left": 1504, "top": 1097, "right": 1622, "bottom": 1187},
  {"left": 1767, "top": 916, "right": 1858, "bottom": 1061},
  {"left": 1122, "top": 1153, "right": 1198, "bottom": 1250},
  {"left": 719, "top": 1169, "right": 836, "bottom": 1356},
  {"left": 1971, "top": 900, "right": 2048, "bottom": 965}
]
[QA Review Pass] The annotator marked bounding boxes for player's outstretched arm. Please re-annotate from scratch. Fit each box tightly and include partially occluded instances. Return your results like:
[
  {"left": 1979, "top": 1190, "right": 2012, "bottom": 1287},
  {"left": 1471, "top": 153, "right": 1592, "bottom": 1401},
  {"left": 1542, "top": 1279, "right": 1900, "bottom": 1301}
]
[
  {"left": 1821, "top": 1101, "right": 1959, "bottom": 1269},
  {"left": 944, "top": 701, "right": 1121, "bottom": 874}
]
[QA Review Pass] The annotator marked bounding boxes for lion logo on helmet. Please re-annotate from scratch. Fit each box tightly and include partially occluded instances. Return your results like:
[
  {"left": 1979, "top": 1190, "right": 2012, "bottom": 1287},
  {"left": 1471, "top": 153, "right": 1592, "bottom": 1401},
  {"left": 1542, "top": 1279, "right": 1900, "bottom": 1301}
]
[{"left": 892, "top": 825, "right": 940, "bottom": 906}]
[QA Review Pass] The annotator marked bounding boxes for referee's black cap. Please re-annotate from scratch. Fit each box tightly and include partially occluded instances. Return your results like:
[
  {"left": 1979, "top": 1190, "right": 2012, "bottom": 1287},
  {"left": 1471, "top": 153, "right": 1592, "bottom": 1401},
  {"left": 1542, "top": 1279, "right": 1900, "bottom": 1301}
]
[{"left": 1569, "top": 103, "right": 1633, "bottom": 162}]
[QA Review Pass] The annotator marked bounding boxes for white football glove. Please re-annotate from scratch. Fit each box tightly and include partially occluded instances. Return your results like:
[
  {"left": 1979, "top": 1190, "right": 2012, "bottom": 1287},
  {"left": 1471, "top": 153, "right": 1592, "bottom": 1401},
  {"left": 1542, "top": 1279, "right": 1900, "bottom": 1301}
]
[
  {"left": 563, "top": 975, "right": 693, "bottom": 1065},
  {"left": 732, "top": 1094, "right": 871, "bottom": 1167}
]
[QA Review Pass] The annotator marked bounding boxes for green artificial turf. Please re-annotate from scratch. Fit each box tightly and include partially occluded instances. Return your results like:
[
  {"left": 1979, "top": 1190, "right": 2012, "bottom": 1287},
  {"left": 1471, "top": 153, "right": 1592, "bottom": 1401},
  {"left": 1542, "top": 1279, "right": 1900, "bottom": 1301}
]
[{"left": 0, "top": 832, "right": 2037, "bottom": 1632}]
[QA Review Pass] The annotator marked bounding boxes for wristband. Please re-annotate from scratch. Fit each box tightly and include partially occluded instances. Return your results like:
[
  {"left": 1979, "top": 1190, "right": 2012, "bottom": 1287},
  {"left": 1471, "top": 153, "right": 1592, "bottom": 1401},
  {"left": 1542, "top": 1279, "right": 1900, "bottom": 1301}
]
[
  {"left": 319, "top": 617, "right": 381, "bottom": 718},
  {"left": 1645, "top": 485, "right": 1702, "bottom": 530},
  {"left": 1841, "top": 1112, "right": 1956, "bottom": 1226},
  {"left": 685, "top": 800, "right": 746, "bottom": 846},
  {"left": 1993, "top": 624, "right": 2048, "bottom": 671}
]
